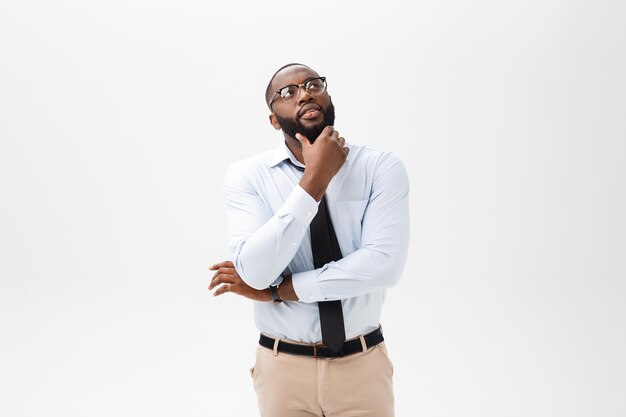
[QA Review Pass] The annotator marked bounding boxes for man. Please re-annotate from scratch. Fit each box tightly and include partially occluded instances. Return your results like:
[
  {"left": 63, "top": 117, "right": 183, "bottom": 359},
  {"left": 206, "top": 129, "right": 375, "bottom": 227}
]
[{"left": 209, "top": 63, "right": 410, "bottom": 417}]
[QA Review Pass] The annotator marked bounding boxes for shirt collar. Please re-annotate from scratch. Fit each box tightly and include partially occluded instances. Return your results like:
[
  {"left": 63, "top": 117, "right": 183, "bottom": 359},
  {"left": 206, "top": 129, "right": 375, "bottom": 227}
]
[
  {"left": 267, "top": 139, "right": 352, "bottom": 169},
  {"left": 268, "top": 141, "right": 305, "bottom": 170}
]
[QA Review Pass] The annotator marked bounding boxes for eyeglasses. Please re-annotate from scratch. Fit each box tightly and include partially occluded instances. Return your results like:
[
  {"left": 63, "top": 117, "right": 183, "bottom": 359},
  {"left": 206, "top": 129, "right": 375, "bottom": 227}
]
[{"left": 269, "top": 76, "right": 327, "bottom": 108}]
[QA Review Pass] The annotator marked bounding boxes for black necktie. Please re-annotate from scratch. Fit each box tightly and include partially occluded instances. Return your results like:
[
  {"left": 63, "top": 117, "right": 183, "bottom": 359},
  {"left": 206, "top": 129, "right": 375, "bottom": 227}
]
[
  {"left": 287, "top": 160, "right": 346, "bottom": 352},
  {"left": 311, "top": 195, "right": 346, "bottom": 352}
]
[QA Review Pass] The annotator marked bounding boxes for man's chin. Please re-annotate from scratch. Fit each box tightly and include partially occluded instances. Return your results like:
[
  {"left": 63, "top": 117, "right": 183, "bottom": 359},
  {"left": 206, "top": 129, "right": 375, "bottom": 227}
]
[
  {"left": 298, "top": 117, "right": 324, "bottom": 130},
  {"left": 275, "top": 102, "right": 335, "bottom": 143},
  {"left": 300, "top": 128, "right": 325, "bottom": 143}
]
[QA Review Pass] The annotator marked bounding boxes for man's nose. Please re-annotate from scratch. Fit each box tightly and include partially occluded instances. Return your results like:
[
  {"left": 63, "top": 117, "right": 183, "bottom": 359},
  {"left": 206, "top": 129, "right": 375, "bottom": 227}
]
[{"left": 296, "top": 86, "right": 314, "bottom": 105}]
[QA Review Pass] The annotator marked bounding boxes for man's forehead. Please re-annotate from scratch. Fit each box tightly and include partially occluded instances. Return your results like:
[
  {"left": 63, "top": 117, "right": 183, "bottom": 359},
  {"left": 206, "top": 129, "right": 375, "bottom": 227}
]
[{"left": 272, "top": 66, "right": 319, "bottom": 88}]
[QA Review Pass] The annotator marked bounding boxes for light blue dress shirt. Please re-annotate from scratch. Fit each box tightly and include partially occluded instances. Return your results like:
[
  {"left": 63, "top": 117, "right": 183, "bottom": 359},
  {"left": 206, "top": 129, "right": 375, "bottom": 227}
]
[{"left": 223, "top": 141, "right": 410, "bottom": 342}]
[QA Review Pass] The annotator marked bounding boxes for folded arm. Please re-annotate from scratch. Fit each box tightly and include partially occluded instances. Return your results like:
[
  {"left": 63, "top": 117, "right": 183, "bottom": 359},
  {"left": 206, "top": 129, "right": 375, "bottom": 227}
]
[
  {"left": 223, "top": 162, "right": 318, "bottom": 290},
  {"left": 223, "top": 151, "right": 409, "bottom": 302},
  {"left": 292, "top": 153, "right": 410, "bottom": 302}
]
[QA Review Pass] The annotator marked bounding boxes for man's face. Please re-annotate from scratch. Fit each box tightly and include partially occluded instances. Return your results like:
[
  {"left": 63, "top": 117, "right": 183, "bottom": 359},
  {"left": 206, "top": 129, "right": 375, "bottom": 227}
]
[{"left": 269, "top": 66, "right": 335, "bottom": 143}]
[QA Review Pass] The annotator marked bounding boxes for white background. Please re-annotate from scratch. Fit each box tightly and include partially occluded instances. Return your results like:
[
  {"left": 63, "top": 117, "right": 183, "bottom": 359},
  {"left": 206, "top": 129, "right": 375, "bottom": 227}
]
[{"left": 1, "top": 0, "right": 625, "bottom": 416}]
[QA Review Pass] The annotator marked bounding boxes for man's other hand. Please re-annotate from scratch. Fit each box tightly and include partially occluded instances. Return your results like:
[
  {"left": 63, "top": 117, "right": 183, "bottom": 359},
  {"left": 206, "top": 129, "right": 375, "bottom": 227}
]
[{"left": 209, "top": 261, "right": 271, "bottom": 302}]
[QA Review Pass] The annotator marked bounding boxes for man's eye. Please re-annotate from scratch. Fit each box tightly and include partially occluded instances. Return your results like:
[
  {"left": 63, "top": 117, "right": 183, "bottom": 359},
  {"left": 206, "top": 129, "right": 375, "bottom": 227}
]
[
  {"left": 307, "top": 81, "right": 323, "bottom": 91},
  {"left": 281, "top": 87, "right": 296, "bottom": 99}
]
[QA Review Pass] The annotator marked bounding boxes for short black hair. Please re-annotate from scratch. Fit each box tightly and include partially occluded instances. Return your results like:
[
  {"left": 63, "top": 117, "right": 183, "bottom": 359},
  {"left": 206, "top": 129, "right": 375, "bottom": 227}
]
[{"left": 265, "top": 63, "right": 315, "bottom": 108}]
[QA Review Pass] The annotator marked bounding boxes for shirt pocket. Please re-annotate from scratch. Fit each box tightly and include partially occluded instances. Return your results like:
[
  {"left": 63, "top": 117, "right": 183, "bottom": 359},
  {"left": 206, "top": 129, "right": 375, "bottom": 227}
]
[{"left": 334, "top": 199, "right": 368, "bottom": 252}]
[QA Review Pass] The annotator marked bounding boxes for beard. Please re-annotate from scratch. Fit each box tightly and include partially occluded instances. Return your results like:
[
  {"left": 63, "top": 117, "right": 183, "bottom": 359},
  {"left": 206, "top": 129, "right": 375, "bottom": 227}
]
[{"left": 274, "top": 101, "right": 336, "bottom": 143}]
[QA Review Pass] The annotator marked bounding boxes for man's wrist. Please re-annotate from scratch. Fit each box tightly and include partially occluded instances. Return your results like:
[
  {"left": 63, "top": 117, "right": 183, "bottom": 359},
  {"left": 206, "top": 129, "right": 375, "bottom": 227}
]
[
  {"left": 299, "top": 175, "right": 329, "bottom": 202},
  {"left": 269, "top": 284, "right": 283, "bottom": 304},
  {"left": 269, "top": 275, "right": 285, "bottom": 304}
]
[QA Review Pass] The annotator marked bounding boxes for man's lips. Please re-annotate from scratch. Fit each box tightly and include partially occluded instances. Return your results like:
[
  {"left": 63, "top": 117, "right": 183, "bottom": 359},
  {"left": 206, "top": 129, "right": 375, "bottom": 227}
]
[
  {"left": 300, "top": 109, "right": 321, "bottom": 120},
  {"left": 298, "top": 103, "right": 321, "bottom": 120}
]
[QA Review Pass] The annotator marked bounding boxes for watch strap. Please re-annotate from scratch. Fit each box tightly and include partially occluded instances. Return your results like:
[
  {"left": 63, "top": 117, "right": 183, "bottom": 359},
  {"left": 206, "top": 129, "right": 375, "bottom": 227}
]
[{"left": 269, "top": 284, "right": 282, "bottom": 304}]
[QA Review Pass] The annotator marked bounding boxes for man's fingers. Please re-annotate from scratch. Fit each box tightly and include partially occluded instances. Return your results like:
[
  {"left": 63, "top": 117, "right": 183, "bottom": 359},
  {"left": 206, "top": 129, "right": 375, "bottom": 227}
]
[
  {"left": 208, "top": 261, "right": 241, "bottom": 292},
  {"left": 213, "top": 283, "right": 232, "bottom": 296},
  {"left": 338, "top": 136, "right": 345, "bottom": 147},
  {"left": 209, "top": 272, "right": 236, "bottom": 290},
  {"left": 211, "top": 267, "right": 235, "bottom": 281},
  {"left": 209, "top": 260, "right": 234, "bottom": 270},
  {"left": 213, "top": 282, "right": 246, "bottom": 297},
  {"left": 295, "top": 133, "right": 311, "bottom": 146}
]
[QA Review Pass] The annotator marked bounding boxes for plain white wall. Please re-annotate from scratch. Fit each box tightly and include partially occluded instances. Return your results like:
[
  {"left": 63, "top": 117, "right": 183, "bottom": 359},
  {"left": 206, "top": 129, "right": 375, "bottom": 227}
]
[{"left": 1, "top": 0, "right": 625, "bottom": 416}]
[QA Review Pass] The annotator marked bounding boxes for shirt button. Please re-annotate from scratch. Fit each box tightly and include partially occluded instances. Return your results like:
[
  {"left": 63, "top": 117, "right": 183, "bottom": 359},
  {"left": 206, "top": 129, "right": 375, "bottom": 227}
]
[
  {"left": 307, "top": 211, "right": 312, "bottom": 217},
  {"left": 292, "top": 242, "right": 297, "bottom": 246},
  {"left": 308, "top": 295, "right": 315, "bottom": 301}
]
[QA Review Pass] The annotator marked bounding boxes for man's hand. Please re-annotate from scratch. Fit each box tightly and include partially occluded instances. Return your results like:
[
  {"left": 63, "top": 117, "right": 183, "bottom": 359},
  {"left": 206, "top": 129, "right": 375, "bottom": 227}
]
[
  {"left": 208, "top": 261, "right": 271, "bottom": 302},
  {"left": 297, "top": 126, "right": 349, "bottom": 201}
]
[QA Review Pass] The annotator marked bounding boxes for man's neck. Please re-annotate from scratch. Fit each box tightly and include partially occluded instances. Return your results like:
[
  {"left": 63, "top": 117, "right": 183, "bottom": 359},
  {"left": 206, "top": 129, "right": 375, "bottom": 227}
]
[{"left": 283, "top": 135, "right": 304, "bottom": 164}]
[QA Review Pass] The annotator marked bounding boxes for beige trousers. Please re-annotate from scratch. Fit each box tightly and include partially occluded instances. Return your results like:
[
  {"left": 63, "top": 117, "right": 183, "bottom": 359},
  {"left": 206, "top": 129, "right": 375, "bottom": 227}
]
[{"left": 250, "top": 340, "right": 394, "bottom": 417}]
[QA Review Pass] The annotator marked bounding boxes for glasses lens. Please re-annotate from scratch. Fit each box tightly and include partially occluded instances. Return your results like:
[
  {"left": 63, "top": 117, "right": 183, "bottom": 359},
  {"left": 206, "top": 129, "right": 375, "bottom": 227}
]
[
  {"left": 278, "top": 78, "right": 326, "bottom": 102},
  {"left": 306, "top": 78, "right": 326, "bottom": 94},
  {"left": 280, "top": 85, "right": 299, "bottom": 100}
]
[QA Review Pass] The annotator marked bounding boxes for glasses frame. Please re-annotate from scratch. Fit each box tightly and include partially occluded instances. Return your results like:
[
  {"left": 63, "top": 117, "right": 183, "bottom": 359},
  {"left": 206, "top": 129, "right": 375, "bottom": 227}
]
[{"left": 269, "top": 76, "right": 327, "bottom": 109}]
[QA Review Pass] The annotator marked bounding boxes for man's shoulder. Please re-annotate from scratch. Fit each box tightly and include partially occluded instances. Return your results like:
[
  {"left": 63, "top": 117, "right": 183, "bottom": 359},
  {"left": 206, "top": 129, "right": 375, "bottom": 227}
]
[
  {"left": 348, "top": 143, "right": 404, "bottom": 168},
  {"left": 223, "top": 147, "right": 278, "bottom": 188},
  {"left": 226, "top": 148, "right": 276, "bottom": 173}
]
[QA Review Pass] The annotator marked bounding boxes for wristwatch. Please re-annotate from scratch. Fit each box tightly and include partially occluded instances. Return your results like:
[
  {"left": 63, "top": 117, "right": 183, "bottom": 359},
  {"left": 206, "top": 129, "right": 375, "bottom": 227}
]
[{"left": 269, "top": 276, "right": 284, "bottom": 304}]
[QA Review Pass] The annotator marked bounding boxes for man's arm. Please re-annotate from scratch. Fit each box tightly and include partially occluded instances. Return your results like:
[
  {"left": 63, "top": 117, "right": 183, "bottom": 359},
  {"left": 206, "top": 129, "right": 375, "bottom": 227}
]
[
  {"left": 223, "top": 165, "right": 315, "bottom": 290},
  {"left": 291, "top": 152, "right": 410, "bottom": 303},
  {"left": 208, "top": 261, "right": 298, "bottom": 301},
  {"left": 223, "top": 127, "right": 348, "bottom": 291},
  {"left": 214, "top": 152, "right": 408, "bottom": 303}
]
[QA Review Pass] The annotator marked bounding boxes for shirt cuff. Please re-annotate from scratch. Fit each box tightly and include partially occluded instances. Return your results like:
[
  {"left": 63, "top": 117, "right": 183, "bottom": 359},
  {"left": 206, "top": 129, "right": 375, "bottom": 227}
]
[
  {"left": 292, "top": 269, "right": 325, "bottom": 303},
  {"left": 277, "top": 185, "right": 319, "bottom": 226}
]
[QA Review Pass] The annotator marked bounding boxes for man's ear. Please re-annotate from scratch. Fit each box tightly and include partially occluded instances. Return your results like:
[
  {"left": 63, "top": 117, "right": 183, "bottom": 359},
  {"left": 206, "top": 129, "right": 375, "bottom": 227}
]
[{"left": 269, "top": 113, "right": 281, "bottom": 130}]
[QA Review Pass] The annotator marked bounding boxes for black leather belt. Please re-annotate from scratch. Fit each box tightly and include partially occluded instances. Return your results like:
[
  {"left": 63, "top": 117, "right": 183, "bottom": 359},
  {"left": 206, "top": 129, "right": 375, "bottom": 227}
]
[{"left": 259, "top": 327, "right": 384, "bottom": 358}]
